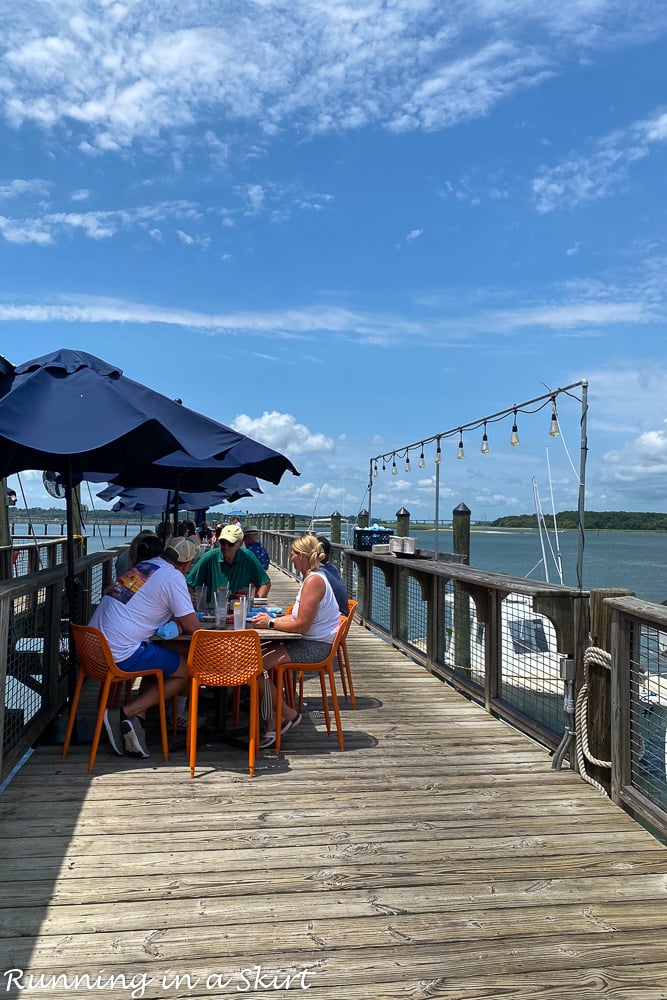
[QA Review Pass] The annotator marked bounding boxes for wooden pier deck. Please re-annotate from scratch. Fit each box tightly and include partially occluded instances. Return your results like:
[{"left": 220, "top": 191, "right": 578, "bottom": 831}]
[{"left": 2, "top": 570, "right": 667, "bottom": 998}]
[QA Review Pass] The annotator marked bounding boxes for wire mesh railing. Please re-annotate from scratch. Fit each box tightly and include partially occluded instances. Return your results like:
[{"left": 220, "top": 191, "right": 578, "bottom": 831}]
[{"left": 0, "top": 547, "right": 120, "bottom": 782}]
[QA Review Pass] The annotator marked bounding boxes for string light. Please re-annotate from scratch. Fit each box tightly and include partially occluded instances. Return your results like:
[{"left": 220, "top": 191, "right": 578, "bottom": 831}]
[
  {"left": 481, "top": 421, "right": 489, "bottom": 454},
  {"left": 368, "top": 384, "right": 586, "bottom": 490}
]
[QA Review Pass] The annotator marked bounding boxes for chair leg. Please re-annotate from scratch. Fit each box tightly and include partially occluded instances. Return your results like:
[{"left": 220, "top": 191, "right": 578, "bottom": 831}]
[
  {"left": 337, "top": 647, "right": 349, "bottom": 701},
  {"left": 189, "top": 680, "right": 200, "bottom": 778},
  {"left": 326, "top": 663, "right": 345, "bottom": 751},
  {"left": 274, "top": 666, "right": 285, "bottom": 756},
  {"left": 88, "top": 675, "right": 115, "bottom": 773},
  {"left": 248, "top": 680, "right": 259, "bottom": 777},
  {"left": 155, "top": 674, "right": 169, "bottom": 762},
  {"left": 61, "top": 671, "right": 85, "bottom": 760},
  {"left": 318, "top": 670, "right": 331, "bottom": 734},
  {"left": 340, "top": 639, "right": 356, "bottom": 709}
]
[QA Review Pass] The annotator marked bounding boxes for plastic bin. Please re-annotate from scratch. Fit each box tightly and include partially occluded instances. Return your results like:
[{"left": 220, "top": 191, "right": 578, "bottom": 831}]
[{"left": 353, "top": 528, "right": 393, "bottom": 551}]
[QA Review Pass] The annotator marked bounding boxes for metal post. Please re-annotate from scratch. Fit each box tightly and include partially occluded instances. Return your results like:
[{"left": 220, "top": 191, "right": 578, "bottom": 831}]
[
  {"left": 434, "top": 452, "right": 440, "bottom": 557},
  {"left": 0, "top": 478, "right": 9, "bottom": 548},
  {"left": 367, "top": 459, "right": 374, "bottom": 524},
  {"left": 576, "top": 381, "right": 588, "bottom": 590}
]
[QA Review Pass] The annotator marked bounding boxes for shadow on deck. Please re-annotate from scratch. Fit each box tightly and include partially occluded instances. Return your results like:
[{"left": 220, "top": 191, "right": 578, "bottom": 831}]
[{"left": 1, "top": 570, "right": 667, "bottom": 998}]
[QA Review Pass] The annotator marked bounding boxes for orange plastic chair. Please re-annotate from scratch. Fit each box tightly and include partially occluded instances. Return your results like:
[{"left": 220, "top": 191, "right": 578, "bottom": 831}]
[
  {"left": 186, "top": 629, "right": 265, "bottom": 778},
  {"left": 337, "top": 599, "right": 358, "bottom": 708},
  {"left": 272, "top": 618, "right": 346, "bottom": 756},
  {"left": 63, "top": 623, "right": 170, "bottom": 772}
]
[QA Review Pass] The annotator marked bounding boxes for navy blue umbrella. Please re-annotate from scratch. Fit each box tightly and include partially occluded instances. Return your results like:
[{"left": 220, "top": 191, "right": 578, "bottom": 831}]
[
  {"left": 85, "top": 442, "right": 299, "bottom": 493},
  {"left": 97, "top": 480, "right": 262, "bottom": 514},
  {"left": 0, "top": 349, "right": 297, "bottom": 617},
  {"left": 0, "top": 349, "right": 249, "bottom": 478}
]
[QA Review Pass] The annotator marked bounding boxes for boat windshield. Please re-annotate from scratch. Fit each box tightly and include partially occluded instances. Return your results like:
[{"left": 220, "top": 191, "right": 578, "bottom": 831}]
[{"left": 508, "top": 618, "right": 550, "bottom": 654}]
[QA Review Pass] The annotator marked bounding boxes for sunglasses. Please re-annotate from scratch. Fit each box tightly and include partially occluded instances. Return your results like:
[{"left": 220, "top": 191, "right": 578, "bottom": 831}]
[{"left": 221, "top": 539, "right": 237, "bottom": 547}]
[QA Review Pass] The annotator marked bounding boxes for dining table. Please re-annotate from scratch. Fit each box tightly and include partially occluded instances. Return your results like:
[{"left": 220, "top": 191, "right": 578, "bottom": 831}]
[{"left": 151, "top": 621, "right": 303, "bottom": 747}]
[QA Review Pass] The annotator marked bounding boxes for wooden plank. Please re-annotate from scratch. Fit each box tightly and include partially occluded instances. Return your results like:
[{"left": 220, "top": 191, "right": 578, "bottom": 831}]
[{"left": 1, "top": 566, "right": 667, "bottom": 999}]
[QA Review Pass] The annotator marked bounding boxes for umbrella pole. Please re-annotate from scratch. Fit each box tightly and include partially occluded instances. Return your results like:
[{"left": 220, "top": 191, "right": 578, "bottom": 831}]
[
  {"left": 64, "top": 459, "right": 82, "bottom": 737},
  {"left": 173, "top": 479, "right": 181, "bottom": 537}
]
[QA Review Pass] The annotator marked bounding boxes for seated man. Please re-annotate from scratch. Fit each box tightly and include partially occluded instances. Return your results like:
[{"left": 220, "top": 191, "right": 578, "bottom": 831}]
[
  {"left": 90, "top": 536, "right": 201, "bottom": 758},
  {"left": 317, "top": 535, "right": 350, "bottom": 615},
  {"left": 186, "top": 523, "right": 271, "bottom": 601},
  {"left": 243, "top": 525, "right": 270, "bottom": 570}
]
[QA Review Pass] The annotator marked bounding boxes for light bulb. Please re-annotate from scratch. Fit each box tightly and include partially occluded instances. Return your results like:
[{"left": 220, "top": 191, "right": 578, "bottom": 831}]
[
  {"left": 373, "top": 462, "right": 378, "bottom": 478},
  {"left": 405, "top": 455, "right": 411, "bottom": 473},
  {"left": 457, "top": 433, "right": 464, "bottom": 460},
  {"left": 382, "top": 460, "right": 386, "bottom": 472},
  {"left": 435, "top": 441, "right": 442, "bottom": 465},
  {"left": 419, "top": 446, "right": 425, "bottom": 469},
  {"left": 481, "top": 432, "right": 489, "bottom": 454},
  {"left": 511, "top": 422, "right": 519, "bottom": 446},
  {"left": 549, "top": 408, "right": 559, "bottom": 437},
  {"left": 391, "top": 457, "right": 398, "bottom": 475}
]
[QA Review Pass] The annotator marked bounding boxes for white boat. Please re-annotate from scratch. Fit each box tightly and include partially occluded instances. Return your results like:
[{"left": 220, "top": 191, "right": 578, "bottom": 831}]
[{"left": 444, "top": 591, "right": 563, "bottom": 694}]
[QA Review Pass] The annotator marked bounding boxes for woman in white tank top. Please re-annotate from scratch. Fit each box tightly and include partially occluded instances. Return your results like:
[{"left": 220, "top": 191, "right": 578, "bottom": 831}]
[{"left": 251, "top": 534, "right": 343, "bottom": 746}]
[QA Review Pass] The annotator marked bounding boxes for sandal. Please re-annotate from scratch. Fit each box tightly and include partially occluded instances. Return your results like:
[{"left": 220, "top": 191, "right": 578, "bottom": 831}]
[
  {"left": 280, "top": 712, "right": 302, "bottom": 736},
  {"left": 259, "top": 731, "right": 276, "bottom": 748}
]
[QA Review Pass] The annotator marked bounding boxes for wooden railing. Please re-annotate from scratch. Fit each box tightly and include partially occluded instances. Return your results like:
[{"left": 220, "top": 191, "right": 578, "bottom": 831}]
[
  {"left": 0, "top": 536, "right": 80, "bottom": 582},
  {"left": 0, "top": 547, "right": 120, "bottom": 782},
  {"left": 264, "top": 528, "right": 667, "bottom": 837},
  {"left": 606, "top": 595, "right": 667, "bottom": 838}
]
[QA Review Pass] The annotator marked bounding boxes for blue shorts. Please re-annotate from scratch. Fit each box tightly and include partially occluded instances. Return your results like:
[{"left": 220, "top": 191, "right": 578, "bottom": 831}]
[{"left": 117, "top": 641, "right": 181, "bottom": 677}]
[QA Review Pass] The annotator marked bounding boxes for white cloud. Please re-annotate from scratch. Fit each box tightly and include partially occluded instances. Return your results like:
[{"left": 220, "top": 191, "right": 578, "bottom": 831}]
[
  {"left": 2, "top": 2, "right": 663, "bottom": 152},
  {"left": 406, "top": 228, "right": 423, "bottom": 241},
  {"left": 0, "top": 199, "right": 204, "bottom": 246},
  {"left": 0, "top": 178, "right": 50, "bottom": 200},
  {"left": 231, "top": 411, "right": 334, "bottom": 457},
  {"left": 532, "top": 107, "right": 667, "bottom": 213},
  {"left": 0, "top": 267, "right": 662, "bottom": 344}
]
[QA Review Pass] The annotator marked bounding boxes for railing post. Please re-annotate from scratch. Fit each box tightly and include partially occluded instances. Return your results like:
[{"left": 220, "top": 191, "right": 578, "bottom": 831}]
[
  {"left": 396, "top": 507, "right": 410, "bottom": 538},
  {"left": 453, "top": 504, "right": 471, "bottom": 674},
  {"left": 330, "top": 512, "right": 341, "bottom": 544},
  {"left": 587, "top": 588, "right": 634, "bottom": 793},
  {"left": 288, "top": 514, "right": 295, "bottom": 533},
  {"left": 610, "top": 607, "right": 632, "bottom": 808},
  {"left": 357, "top": 509, "right": 369, "bottom": 529}
]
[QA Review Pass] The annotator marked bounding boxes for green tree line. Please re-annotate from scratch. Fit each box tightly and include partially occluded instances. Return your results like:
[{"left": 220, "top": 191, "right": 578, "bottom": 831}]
[{"left": 491, "top": 511, "right": 667, "bottom": 531}]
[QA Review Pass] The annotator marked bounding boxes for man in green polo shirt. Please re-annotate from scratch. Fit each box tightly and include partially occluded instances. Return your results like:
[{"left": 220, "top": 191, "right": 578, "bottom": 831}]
[{"left": 186, "top": 523, "right": 271, "bottom": 601}]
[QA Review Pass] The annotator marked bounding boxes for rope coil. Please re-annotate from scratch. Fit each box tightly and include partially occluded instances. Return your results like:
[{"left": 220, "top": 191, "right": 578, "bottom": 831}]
[{"left": 575, "top": 646, "right": 612, "bottom": 795}]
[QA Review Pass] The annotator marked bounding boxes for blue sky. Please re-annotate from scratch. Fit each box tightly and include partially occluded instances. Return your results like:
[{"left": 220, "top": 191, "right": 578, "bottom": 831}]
[{"left": 2, "top": 1, "right": 667, "bottom": 522}]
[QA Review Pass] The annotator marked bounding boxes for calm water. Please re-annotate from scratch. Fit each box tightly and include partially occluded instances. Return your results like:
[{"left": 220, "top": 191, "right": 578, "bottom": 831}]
[
  {"left": 11, "top": 522, "right": 667, "bottom": 604},
  {"left": 410, "top": 528, "right": 667, "bottom": 604}
]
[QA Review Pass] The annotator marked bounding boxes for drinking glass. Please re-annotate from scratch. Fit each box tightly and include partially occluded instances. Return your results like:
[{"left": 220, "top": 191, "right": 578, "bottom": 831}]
[
  {"left": 233, "top": 597, "right": 246, "bottom": 630},
  {"left": 214, "top": 592, "right": 226, "bottom": 627},
  {"left": 195, "top": 585, "right": 207, "bottom": 613}
]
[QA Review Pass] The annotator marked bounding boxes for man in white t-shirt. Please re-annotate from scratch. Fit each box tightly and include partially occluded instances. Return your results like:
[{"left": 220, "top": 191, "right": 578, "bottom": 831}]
[{"left": 90, "top": 536, "right": 200, "bottom": 758}]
